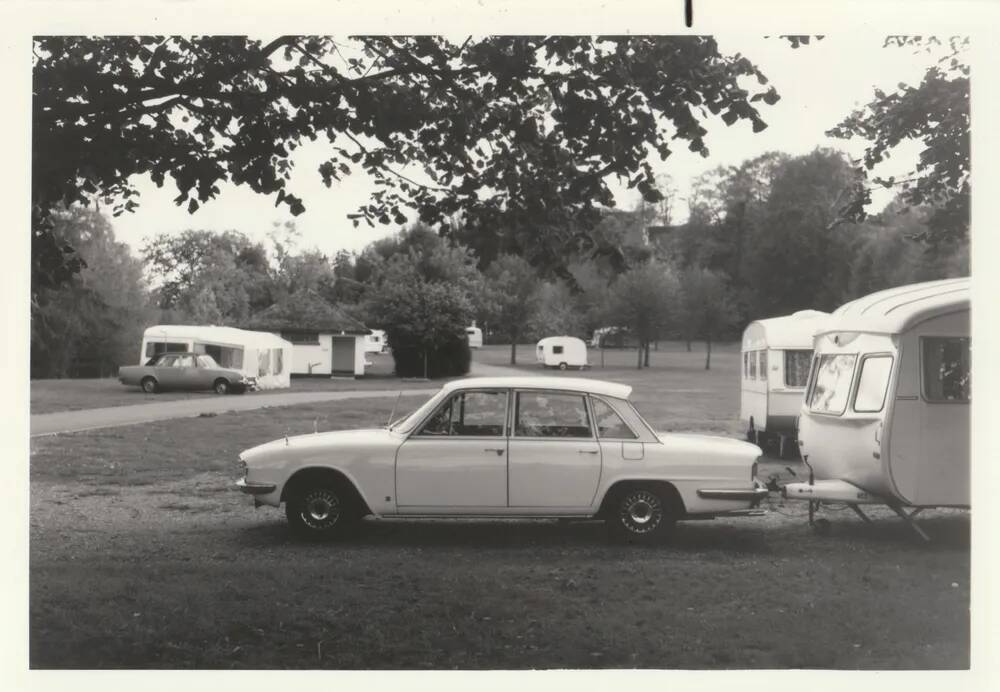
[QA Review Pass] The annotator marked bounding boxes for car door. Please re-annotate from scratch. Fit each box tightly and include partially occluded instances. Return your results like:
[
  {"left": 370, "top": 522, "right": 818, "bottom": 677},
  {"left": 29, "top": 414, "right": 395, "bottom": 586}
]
[
  {"left": 153, "top": 355, "right": 180, "bottom": 389},
  {"left": 171, "top": 354, "right": 201, "bottom": 390},
  {"left": 395, "top": 389, "right": 510, "bottom": 512},
  {"left": 507, "top": 390, "right": 602, "bottom": 509}
]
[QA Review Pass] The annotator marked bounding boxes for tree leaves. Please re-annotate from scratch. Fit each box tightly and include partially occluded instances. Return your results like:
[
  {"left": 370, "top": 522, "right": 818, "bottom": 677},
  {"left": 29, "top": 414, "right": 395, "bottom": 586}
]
[
  {"left": 826, "top": 39, "right": 969, "bottom": 245},
  {"left": 33, "top": 35, "right": 781, "bottom": 289}
]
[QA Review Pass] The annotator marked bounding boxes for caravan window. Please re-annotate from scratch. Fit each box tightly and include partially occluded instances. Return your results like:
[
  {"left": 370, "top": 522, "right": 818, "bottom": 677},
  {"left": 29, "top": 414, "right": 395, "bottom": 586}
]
[
  {"left": 258, "top": 349, "right": 271, "bottom": 376},
  {"left": 784, "top": 350, "right": 813, "bottom": 387},
  {"left": 273, "top": 349, "right": 284, "bottom": 376},
  {"left": 854, "top": 356, "right": 893, "bottom": 413},
  {"left": 553, "top": 345, "right": 564, "bottom": 355},
  {"left": 749, "top": 352, "right": 757, "bottom": 378},
  {"left": 922, "top": 337, "right": 971, "bottom": 402},
  {"left": 758, "top": 351, "right": 768, "bottom": 380},
  {"left": 807, "top": 354, "right": 857, "bottom": 415},
  {"left": 743, "top": 352, "right": 749, "bottom": 378},
  {"left": 145, "top": 341, "right": 187, "bottom": 358}
]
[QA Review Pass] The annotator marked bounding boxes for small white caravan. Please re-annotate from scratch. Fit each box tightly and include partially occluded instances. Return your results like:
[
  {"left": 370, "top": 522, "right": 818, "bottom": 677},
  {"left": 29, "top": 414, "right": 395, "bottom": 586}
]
[
  {"left": 140, "top": 325, "right": 293, "bottom": 390},
  {"left": 740, "top": 310, "right": 828, "bottom": 455},
  {"left": 784, "top": 278, "right": 970, "bottom": 539},
  {"left": 536, "top": 336, "right": 588, "bottom": 370},
  {"left": 465, "top": 326, "right": 483, "bottom": 349},
  {"left": 364, "top": 329, "right": 388, "bottom": 354}
]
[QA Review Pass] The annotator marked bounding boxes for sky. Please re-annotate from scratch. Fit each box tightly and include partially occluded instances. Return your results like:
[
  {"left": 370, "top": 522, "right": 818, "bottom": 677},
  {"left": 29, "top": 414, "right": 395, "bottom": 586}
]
[{"left": 110, "top": 34, "right": 945, "bottom": 258}]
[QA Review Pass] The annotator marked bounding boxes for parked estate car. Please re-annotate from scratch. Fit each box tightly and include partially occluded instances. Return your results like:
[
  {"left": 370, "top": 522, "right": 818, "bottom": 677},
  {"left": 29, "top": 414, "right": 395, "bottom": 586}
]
[
  {"left": 237, "top": 376, "right": 767, "bottom": 542},
  {"left": 119, "top": 352, "right": 255, "bottom": 394}
]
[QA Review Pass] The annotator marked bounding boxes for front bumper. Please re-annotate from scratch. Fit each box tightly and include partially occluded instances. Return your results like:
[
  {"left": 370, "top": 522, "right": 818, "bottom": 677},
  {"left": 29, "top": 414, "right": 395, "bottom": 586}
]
[
  {"left": 697, "top": 480, "right": 770, "bottom": 507},
  {"left": 236, "top": 478, "right": 276, "bottom": 495}
]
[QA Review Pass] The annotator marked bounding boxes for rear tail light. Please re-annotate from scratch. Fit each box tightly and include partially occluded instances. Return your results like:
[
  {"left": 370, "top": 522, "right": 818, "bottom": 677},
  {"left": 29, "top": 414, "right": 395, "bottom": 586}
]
[{"left": 752, "top": 460, "right": 759, "bottom": 480}]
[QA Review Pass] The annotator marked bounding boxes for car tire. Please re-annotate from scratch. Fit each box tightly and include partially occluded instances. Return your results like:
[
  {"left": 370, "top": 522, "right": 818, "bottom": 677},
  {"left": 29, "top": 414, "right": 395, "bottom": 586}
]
[
  {"left": 285, "top": 482, "right": 359, "bottom": 541},
  {"left": 141, "top": 377, "right": 158, "bottom": 394},
  {"left": 606, "top": 486, "right": 676, "bottom": 544},
  {"left": 213, "top": 379, "right": 230, "bottom": 395}
]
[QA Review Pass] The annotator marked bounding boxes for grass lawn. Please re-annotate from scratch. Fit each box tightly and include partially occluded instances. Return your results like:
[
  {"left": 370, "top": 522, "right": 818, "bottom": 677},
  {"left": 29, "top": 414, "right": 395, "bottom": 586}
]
[
  {"left": 474, "top": 342, "right": 745, "bottom": 436},
  {"left": 30, "top": 391, "right": 970, "bottom": 669},
  {"left": 30, "top": 352, "right": 430, "bottom": 415}
]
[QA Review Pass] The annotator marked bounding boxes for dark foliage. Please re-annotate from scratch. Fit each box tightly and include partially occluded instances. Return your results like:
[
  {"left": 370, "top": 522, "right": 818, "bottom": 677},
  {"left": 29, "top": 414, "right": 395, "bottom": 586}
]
[{"left": 389, "top": 333, "right": 471, "bottom": 378}]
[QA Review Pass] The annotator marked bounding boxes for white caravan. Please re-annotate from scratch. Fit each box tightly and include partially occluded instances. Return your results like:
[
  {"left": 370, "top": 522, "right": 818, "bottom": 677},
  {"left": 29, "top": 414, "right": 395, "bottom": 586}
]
[
  {"left": 140, "top": 325, "right": 293, "bottom": 390},
  {"left": 536, "top": 336, "right": 589, "bottom": 370},
  {"left": 364, "top": 329, "right": 388, "bottom": 354},
  {"left": 465, "top": 326, "right": 483, "bottom": 349},
  {"left": 783, "top": 278, "right": 970, "bottom": 539},
  {"left": 740, "top": 310, "right": 828, "bottom": 456}
]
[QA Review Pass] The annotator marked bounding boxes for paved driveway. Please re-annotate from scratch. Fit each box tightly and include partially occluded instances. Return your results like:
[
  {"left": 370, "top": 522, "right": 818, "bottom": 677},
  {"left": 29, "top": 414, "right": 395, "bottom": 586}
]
[
  {"left": 30, "top": 361, "right": 530, "bottom": 437},
  {"left": 30, "top": 389, "right": 437, "bottom": 437}
]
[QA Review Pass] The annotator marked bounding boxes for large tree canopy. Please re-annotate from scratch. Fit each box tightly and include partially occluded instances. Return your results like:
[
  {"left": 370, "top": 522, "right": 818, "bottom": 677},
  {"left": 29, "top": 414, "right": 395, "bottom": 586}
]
[
  {"left": 33, "top": 35, "right": 782, "bottom": 290},
  {"left": 827, "top": 36, "right": 969, "bottom": 245}
]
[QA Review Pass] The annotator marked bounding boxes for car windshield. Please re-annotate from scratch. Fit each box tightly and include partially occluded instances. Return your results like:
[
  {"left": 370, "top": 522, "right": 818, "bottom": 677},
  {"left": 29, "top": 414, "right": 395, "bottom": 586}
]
[
  {"left": 197, "top": 355, "right": 220, "bottom": 369},
  {"left": 389, "top": 389, "right": 453, "bottom": 433}
]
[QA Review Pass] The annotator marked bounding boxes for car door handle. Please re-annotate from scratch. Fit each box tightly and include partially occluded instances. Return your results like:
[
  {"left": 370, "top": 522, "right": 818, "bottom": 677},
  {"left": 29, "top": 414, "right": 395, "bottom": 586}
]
[
  {"left": 484, "top": 448, "right": 505, "bottom": 456},
  {"left": 578, "top": 449, "right": 599, "bottom": 455}
]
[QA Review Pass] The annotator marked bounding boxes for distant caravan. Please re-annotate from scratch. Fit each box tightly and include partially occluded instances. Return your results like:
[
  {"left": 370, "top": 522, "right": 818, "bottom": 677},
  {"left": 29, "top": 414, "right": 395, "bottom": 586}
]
[
  {"left": 783, "top": 278, "right": 970, "bottom": 540},
  {"left": 465, "top": 326, "right": 483, "bottom": 349},
  {"left": 740, "top": 310, "right": 828, "bottom": 457},
  {"left": 536, "top": 336, "right": 589, "bottom": 370}
]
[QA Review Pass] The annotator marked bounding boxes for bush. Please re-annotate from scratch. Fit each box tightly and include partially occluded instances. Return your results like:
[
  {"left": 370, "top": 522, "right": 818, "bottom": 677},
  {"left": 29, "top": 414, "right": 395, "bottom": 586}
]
[{"left": 389, "top": 332, "right": 471, "bottom": 378}]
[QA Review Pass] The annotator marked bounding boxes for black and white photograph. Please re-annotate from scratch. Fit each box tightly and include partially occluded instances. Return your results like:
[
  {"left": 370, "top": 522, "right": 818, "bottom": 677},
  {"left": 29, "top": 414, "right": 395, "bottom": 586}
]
[{"left": 8, "top": 0, "right": 998, "bottom": 685}]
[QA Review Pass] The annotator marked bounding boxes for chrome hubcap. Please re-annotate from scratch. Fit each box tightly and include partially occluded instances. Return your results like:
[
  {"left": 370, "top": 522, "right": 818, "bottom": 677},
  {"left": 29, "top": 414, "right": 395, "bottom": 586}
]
[
  {"left": 301, "top": 489, "right": 340, "bottom": 529},
  {"left": 620, "top": 491, "right": 663, "bottom": 534}
]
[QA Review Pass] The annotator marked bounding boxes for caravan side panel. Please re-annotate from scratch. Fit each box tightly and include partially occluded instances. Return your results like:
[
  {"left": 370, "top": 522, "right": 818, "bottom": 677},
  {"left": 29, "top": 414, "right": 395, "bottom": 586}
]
[{"left": 886, "top": 310, "right": 969, "bottom": 506}]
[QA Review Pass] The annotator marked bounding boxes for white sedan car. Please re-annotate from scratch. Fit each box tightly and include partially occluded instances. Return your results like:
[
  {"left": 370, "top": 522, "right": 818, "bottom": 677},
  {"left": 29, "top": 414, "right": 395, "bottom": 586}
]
[{"left": 237, "top": 377, "right": 767, "bottom": 543}]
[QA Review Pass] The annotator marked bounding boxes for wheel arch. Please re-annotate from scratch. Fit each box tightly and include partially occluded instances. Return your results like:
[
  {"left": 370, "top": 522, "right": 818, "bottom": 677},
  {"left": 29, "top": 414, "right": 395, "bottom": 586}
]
[
  {"left": 280, "top": 466, "right": 374, "bottom": 515},
  {"left": 598, "top": 479, "right": 686, "bottom": 518}
]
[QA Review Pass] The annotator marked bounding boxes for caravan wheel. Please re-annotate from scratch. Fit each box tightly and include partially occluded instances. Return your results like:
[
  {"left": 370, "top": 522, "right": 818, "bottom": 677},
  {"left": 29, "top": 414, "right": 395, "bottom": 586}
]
[{"left": 559, "top": 362, "right": 568, "bottom": 370}]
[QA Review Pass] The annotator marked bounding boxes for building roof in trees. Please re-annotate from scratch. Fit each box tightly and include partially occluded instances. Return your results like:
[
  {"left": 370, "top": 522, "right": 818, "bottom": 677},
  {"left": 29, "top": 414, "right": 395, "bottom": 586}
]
[{"left": 245, "top": 291, "right": 370, "bottom": 335}]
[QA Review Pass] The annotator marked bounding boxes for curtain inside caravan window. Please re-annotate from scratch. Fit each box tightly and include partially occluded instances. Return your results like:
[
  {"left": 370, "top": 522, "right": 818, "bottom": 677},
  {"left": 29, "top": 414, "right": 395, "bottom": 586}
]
[
  {"left": 922, "top": 337, "right": 971, "bottom": 402},
  {"left": 784, "top": 350, "right": 813, "bottom": 387}
]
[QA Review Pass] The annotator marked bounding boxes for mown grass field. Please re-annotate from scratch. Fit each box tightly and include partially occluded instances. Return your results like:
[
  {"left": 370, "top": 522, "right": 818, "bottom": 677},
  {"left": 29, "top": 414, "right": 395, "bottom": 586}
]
[{"left": 28, "top": 344, "right": 970, "bottom": 669}]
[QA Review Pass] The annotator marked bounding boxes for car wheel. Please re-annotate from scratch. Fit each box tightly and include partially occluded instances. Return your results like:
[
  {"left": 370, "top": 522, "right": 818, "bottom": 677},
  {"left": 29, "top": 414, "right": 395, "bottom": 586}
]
[
  {"left": 213, "top": 379, "right": 230, "bottom": 395},
  {"left": 285, "top": 483, "right": 358, "bottom": 541},
  {"left": 607, "top": 486, "right": 676, "bottom": 544},
  {"left": 141, "top": 377, "right": 158, "bottom": 394},
  {"left": 559, "top": 362, "right": 568, "bottom": 370}
]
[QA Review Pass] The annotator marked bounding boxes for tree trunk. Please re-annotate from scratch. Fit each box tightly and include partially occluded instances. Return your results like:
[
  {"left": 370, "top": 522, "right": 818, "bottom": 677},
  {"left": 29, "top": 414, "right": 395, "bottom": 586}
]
[
  {"left": 636, "top": 341, "right": 643, "bottom": 369},
  {"left": 600, "top": 346, "right": 605, "bottom": 368},
  {"left": 423, "top": 349, "right": 428, "bottom": 379},
  {"left": 509, "top": 337, "right": 517, "bottom": 365},
  {"left": 643, "top": 340, "right": 650, "bottom": 367},
  {"left": 705, "top": 336, "right": 712, "bottom": 370},
  {"left": 686, "top": 340, "right": 692, "bottom": 352}
]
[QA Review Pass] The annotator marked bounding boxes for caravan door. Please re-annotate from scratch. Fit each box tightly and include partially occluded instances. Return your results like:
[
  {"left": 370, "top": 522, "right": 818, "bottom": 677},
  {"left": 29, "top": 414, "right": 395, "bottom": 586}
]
[{"left": 888, "top": 330, "right": 970, "bottom": 506}]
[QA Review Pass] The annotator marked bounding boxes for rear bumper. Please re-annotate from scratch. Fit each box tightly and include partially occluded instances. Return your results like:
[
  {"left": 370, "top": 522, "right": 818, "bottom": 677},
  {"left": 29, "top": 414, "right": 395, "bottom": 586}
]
[{"left": 697, "top": 480, "right": 770, "bottom": 507}]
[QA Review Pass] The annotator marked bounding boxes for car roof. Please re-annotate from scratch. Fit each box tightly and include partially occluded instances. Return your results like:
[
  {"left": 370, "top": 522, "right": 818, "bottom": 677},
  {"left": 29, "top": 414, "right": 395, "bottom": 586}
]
[{"left": 441, "top": 376, "right": 632, "bottom": 399}]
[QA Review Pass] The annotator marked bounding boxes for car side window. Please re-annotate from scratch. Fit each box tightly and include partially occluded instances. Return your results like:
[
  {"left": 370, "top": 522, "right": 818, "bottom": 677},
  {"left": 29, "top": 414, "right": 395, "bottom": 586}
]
[
  {"left": 175, "top": 355, "right": 195, "bottom": 368},
  {"left": 416, "top": 390, "right": 507, "bottom": 437},
  {"left": 515, "top": 391, "right": 592, "bottom": 438},
  {"left": 591, "top": 397, "right": 638, "bottom": 439},
  {"left": 157, "top": 355, "right": 177, "bottom": 367}
]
